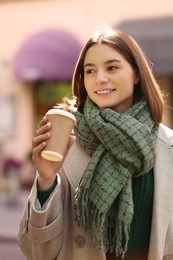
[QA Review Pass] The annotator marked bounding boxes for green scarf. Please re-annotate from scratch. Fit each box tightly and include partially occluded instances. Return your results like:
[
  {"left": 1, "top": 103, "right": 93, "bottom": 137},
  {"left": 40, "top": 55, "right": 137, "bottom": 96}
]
[{"left": 73, "top": 97, "right": 158, "bottom": 258}]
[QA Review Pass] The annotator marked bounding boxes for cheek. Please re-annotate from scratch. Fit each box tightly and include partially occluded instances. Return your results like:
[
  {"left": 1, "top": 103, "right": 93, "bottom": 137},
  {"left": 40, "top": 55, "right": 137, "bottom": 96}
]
[
  {"left": 121, "top": 77, "right": 135, "bottom": 97},
  {"left": 84, "top": 78, "right": 92, "bottom": 92},
  {"left": 126, "top": 72, "right": 136, "bottom": 93},
  {"left": 126, "top": 84, "right": 135, "bottom": 96}
]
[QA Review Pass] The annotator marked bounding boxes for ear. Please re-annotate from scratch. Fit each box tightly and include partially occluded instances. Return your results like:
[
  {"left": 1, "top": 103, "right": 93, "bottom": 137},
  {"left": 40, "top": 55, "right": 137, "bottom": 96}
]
[{"left": 134, "top": 70, "right": 140, "bottom": 84}]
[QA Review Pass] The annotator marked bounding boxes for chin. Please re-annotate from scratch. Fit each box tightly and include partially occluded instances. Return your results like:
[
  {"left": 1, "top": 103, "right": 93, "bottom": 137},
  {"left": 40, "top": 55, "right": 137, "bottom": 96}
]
[{"left": 97, "top": 102, "right": 115, "bottom": 109}]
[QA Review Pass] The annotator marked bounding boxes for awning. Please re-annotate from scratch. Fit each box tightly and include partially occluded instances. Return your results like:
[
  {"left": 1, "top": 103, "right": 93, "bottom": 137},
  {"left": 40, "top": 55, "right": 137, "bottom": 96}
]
[
  {"left": 116, "top": 16, "right": 173, "bottom": 74},
  {"left": 13, "top": 29, "right": 82, "bottom": 81}
]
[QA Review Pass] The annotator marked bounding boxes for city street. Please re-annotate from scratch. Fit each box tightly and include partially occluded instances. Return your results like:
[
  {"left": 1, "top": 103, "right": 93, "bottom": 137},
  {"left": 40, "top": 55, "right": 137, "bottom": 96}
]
[{"left": 0, "top": 190, "right": 28, "bottom": 259}]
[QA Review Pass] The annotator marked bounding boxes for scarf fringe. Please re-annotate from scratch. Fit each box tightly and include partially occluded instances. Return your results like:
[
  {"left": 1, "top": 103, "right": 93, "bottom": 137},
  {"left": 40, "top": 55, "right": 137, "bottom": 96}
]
[
  {"left": 75, "top": 189, "right": 130, "bottom": 258},
  {"left": 115, "top": 221, "right": 130, "bottom": 258}
]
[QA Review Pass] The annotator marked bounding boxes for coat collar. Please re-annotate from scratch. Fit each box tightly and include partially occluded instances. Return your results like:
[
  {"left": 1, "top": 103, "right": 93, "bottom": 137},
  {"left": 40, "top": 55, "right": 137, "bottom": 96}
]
[{"left": 157, "top": 123, "right": 173, "bottom": 146}]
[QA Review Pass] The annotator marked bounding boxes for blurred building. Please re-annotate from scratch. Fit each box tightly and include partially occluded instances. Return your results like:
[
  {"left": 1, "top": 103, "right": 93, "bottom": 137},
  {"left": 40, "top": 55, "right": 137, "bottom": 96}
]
[
  {"left": 0, "top": 2, "right": 173, "bottom": 258},
  {"left": 13, "top": 28, "right": 82, "bottom": 126},
  {"left": 117, "top": 16, "right": 173, "bottom": 128},
  {"left": 0, "top": 0, "right": 173, "bottom": 163}
]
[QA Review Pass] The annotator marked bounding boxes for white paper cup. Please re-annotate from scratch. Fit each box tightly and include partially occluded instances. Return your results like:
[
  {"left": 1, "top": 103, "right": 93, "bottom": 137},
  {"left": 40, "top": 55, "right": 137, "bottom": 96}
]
[{"left": 41, "top": 109, "right": 76, "bottom": 162}]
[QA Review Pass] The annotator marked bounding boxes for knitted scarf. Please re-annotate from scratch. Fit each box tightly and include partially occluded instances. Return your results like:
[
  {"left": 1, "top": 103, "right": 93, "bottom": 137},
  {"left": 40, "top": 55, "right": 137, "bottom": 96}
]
[{"left": 73, "top": 97, "right": 158, "bottom": 258}]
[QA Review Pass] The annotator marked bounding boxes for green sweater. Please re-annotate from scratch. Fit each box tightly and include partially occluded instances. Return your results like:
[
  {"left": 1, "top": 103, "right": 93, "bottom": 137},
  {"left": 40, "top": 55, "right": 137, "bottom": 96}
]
[
  {"left": 122, "top": 168, "right": 154, "bottom": 260},
  {"left": 37, "top": 168, "right": 154, "bottom": 260}
]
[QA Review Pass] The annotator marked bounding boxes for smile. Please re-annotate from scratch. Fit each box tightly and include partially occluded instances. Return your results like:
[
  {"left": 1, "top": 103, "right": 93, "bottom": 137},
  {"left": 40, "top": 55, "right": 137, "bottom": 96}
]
[{"left": 95, "top": 89, "right": 115, "bottom": 94}]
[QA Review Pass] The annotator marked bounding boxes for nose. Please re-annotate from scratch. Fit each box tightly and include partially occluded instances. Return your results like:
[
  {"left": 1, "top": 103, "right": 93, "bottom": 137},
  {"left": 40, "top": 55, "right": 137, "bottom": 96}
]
[{"left": 96, "top": 70, "right": 108, "bottom": 85}]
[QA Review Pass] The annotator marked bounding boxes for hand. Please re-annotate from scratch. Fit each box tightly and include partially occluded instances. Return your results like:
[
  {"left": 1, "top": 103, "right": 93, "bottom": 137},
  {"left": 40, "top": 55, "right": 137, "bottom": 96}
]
[{"left": 32, "top": 115, "right": 75, "bottom": 190}]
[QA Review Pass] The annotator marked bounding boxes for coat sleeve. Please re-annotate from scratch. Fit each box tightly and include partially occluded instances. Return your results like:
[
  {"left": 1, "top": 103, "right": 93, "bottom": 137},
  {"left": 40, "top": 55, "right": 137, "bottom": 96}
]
[
  {"left": 163, "top": 126, "right": 173, "bottom": 255},
  {"left": 17, "top": 173, "right": 64, "bottom": 260},
  {"left": 164, "top": 215, "right": 173, "bottom": 254},
  {"left": 164, "top": 144, "right": 173, "bottom": 254}
]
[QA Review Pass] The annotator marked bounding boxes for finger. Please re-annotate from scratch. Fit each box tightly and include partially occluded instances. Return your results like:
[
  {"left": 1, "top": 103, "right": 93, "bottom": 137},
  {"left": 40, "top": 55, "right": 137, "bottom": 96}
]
[
  {"left": 36, "top": 122, "right": 51, "bottom": 136},
  {"left": 32, "top": 142, "right": 46, "bottom": 159},
  {"left": 32, "top": 133, "right": 50, "bottom": 148},
  {"left": 37, "top": 116, "right": 48, "bottom": 129}
]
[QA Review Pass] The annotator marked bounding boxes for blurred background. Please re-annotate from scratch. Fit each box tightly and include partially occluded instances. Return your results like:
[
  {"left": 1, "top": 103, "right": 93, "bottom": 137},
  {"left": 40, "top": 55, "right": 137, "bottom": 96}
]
[{"left": 0, "top": 0, "right": 173, "bottom": 258}]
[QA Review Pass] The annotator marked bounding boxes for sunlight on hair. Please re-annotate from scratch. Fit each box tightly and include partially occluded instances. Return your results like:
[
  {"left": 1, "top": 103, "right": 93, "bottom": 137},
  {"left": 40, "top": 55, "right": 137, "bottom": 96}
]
[{"left": 92, "top": 24, "right": 116, "bottom": 42}]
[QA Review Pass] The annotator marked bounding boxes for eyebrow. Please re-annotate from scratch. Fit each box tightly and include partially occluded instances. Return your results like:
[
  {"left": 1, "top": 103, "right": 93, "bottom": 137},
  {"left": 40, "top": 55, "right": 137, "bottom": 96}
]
[{"left": 84, "top": 59, "right": 121, "bottom": 68}]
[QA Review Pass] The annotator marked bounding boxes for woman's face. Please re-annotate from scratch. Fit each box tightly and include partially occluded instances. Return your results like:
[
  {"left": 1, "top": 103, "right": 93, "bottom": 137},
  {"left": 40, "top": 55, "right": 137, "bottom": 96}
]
[{"left": 83, "top": 44, "right": 139, "bottom": 112}]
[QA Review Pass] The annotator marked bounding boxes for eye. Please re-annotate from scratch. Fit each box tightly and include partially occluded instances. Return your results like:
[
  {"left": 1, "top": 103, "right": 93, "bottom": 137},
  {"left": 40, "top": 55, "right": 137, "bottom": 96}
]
[
  {"left": 84, "top": 69, "right": 95, "bottom": 74},
  {"left": 107, "top": 65, "right": 119, "bottom": 71}
]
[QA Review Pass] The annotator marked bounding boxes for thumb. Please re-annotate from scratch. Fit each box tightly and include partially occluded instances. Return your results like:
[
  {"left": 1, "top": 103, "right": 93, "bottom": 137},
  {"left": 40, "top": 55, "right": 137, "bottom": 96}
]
[
  {"left": 64, "top": 135, "right": 76, "bottom": 157},
  {"left": 68, "top": 135, "right": 76, "bottom": 148}
]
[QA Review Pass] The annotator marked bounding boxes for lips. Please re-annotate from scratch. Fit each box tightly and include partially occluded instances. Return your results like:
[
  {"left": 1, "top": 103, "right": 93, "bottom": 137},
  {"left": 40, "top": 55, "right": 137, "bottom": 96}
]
[{"left": 95, "top": 89, "right": 115, "bottom": 94}]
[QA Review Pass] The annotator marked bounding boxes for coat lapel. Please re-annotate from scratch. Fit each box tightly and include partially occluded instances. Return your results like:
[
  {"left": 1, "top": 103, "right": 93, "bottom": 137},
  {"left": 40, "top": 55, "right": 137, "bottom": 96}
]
[{"left": 63, "top": 142, "right": 90, "bottom": 191}]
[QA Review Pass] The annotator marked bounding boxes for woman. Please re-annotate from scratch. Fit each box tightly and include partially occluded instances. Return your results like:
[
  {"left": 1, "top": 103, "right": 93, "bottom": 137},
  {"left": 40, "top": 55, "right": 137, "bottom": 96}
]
[{"left": 18, "top": 27, "right": 173, "bottom": 260}]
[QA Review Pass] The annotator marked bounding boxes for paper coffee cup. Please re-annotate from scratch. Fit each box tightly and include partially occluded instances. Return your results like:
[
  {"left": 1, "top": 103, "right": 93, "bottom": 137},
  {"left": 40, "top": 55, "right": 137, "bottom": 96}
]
[{"left": 41, "top": 109, "right": 76, "bottom": 162}]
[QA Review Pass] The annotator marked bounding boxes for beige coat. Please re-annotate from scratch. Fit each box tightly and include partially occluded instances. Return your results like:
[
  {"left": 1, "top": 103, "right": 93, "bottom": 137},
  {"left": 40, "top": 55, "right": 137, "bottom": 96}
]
[{"left": 18, "top": 124, "right": 173, "bottom": 260}]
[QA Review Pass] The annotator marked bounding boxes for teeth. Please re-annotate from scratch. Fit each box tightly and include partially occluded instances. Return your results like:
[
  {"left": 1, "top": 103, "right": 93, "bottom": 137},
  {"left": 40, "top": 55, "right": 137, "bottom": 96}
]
[{"left": 96, "top": 89, "right": 113, "bottom": 94}]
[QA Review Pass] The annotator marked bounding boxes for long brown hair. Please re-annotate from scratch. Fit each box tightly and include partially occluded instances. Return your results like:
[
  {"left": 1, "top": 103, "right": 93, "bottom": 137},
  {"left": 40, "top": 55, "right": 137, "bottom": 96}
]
[{"left": 72, "top": 26, "right": 164, "bottom": 124}]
